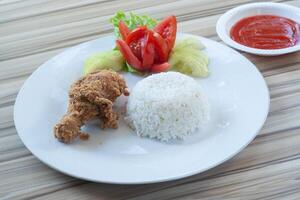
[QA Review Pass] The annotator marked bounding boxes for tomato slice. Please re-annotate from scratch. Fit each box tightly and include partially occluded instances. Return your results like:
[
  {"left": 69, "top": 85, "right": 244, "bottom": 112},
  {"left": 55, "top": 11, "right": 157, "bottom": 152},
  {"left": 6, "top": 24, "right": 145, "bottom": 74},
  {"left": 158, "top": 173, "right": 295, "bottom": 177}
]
[
  {"left": 119, "top": 21, "right": 130, "bottom": 40},
  {"left": 151, "top": 62, "right": 170, "bottom": 73},
  {"left": 126, "top": 26, "right": 147, "bottom": 61},
  {"left": 149, "top": 31, "right": 169, "bottom": 63},
  {"left": 154, "top": 15, "right": 177, "bottom": 51},
  {"left": 116, "top": 39, "right": 143, "bottom": 70},
  {"left": 141, "top": 32, "right": 155, "bottom": 69}
]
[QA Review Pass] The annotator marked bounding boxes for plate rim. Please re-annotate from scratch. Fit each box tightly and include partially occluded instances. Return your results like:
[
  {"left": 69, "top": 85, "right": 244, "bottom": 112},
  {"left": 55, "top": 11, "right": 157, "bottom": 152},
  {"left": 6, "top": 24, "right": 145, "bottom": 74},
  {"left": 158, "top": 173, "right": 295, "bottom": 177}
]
[{"left": 14, "top": 33, "right": 270, "bottom": 184}]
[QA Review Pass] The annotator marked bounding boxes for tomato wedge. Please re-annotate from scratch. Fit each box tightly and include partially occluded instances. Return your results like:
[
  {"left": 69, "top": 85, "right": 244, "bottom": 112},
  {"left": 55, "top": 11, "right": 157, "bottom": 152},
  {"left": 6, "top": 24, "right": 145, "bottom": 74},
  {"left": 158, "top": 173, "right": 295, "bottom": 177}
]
[
  {"left": 116, "top": 39, "right": 143, "bottom": 70},
  {"left": 141, "top": 32, "right": 155, "bottom": 69},
  {"left": 119, "top": 21, "right": 130, "bottom": 40},
  {"left": 116, "top": 17, "right": 176, "bottom": 73},
  {"left": 154, "top": 15, "right": 177, "bottom": 51},
  {"left": 149, "top": 31, "right": 169, "bottom": 63},
  {"left": 150, "top": 62, "right": 170, "bottom": 73},
  {"left": 126, "top": 26, "right": 147, "bottom": 61}
]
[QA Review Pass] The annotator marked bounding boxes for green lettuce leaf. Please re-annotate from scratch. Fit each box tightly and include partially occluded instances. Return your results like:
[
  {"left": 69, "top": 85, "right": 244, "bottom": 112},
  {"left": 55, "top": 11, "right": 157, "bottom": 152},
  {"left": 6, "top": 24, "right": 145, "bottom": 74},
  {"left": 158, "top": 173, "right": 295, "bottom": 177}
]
[{"left": 110, "top": 11, "right": 157, "bottom": 38}]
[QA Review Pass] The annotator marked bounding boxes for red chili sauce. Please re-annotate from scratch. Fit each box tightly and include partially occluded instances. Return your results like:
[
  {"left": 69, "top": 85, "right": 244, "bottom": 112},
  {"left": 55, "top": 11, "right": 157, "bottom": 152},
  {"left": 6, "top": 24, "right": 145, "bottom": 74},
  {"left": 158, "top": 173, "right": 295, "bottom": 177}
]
[{"left": 230, "top": 15, "right": 300, "bottom": 49}]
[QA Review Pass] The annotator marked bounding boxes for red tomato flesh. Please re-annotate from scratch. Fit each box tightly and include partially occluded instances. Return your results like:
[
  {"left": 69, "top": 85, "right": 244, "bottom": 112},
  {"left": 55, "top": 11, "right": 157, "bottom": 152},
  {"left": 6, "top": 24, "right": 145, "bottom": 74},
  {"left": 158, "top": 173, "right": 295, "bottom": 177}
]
[
  {"left": 151, "top": 62, "right": 170, "bottom": 73},
  {"left": 142, "top": 32, "right": 155, "bottom": 69},
  {"left": 154, "top": 15, "right": 177, "bottom": 51},
  {"left": 117, "top": 15, "right": 178, "bottom": 73},
  {"left": 126, "top": 26, "right": 147, "bottom": 61},
  {"left": 116, "top": 39, "right": 143, "bottom": 70},
  {"left": 149, "top": 31, "right": 169, "bottom": 63},
  {"left": 119, "top": 21, "right": 130, "bottom": 40}
]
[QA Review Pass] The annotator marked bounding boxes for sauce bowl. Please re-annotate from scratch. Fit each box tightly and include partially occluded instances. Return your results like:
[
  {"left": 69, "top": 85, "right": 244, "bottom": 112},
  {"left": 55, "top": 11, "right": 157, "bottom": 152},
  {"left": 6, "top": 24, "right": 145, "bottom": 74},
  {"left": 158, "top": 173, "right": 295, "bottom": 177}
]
[{"left": 216, "top": 2, "right": 300, "bottom": 56}]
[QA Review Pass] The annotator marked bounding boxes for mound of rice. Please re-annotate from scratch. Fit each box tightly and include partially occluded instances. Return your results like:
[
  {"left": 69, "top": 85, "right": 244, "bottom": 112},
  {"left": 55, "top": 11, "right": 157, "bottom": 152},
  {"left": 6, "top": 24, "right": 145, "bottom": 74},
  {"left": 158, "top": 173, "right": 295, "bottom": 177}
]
[{"left": 126, "top": 72, "right": 210, "bottom": 141}]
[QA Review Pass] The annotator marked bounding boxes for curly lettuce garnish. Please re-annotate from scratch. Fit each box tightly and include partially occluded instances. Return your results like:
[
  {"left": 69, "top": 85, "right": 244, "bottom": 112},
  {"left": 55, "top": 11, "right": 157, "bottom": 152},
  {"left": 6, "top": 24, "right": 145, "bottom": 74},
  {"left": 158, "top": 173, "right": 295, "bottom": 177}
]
[{"left": 110, "top": 11, "right": 157, "bottom": 38}]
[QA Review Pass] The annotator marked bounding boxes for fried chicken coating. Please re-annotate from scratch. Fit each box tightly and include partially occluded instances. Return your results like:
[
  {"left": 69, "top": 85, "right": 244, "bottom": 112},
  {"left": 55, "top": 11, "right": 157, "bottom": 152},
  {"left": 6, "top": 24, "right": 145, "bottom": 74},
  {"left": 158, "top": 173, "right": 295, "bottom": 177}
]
[{"left": 54, "top": 70, "right": 129, "bottom": 143}]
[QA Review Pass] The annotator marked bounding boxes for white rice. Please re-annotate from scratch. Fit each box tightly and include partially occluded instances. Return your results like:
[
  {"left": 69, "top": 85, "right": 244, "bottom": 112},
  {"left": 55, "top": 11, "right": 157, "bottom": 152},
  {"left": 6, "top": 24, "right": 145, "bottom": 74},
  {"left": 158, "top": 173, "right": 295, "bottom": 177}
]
[{"left": 126, "top": 72, "right": 210, "bottom": 141}]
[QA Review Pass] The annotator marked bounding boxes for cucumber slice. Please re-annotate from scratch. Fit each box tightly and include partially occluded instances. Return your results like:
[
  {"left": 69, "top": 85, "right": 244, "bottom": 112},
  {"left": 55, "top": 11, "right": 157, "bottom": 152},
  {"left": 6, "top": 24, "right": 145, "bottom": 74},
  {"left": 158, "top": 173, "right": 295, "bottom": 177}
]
[
  {"left": 169, "top": 38, "right": 209, "bottom": 77},
  {"left": 84, "top": 50, "right": 125, "bottom": 75}
]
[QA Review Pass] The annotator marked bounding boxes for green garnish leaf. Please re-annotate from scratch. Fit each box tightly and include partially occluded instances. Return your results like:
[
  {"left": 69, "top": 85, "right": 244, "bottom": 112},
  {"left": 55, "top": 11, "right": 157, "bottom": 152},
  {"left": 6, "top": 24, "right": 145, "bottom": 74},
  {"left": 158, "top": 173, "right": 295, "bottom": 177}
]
[{"left": 110, "top": 11, "right": 157, "bottom": 38}]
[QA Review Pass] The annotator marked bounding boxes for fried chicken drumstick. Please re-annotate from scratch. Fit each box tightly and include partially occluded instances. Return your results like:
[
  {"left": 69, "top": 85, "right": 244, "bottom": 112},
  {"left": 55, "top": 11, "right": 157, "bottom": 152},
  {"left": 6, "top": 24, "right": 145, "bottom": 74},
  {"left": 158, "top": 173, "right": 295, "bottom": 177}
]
[{"left": 54, "top": 70, "right": 129, "bottom": 143}]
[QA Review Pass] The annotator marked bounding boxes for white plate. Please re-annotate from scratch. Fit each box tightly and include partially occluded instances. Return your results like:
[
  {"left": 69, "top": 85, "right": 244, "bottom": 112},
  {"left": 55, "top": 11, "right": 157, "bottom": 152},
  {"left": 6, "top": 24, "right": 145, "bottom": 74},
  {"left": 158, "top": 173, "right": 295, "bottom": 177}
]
[
  {"left": 14, "top": 33, "right": 270, "bottom": 184},
  {"left": 216, "top": 2, "right": 300, "bottom": 56}
]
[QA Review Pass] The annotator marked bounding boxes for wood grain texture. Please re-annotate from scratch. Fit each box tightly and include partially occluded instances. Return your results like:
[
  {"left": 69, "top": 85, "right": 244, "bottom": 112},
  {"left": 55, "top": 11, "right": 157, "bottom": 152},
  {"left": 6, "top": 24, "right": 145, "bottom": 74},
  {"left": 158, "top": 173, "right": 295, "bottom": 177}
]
[{"left": 1, "top": 0, "right": 300, "bottom": 199}]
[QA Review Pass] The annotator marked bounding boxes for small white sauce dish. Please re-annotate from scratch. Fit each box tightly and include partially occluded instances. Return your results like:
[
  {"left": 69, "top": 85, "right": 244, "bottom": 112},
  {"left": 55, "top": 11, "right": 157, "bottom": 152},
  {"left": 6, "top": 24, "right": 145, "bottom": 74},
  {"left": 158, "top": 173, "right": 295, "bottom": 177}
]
[{"left": 216, "top": 2, "right": 300, "bottom": 56}]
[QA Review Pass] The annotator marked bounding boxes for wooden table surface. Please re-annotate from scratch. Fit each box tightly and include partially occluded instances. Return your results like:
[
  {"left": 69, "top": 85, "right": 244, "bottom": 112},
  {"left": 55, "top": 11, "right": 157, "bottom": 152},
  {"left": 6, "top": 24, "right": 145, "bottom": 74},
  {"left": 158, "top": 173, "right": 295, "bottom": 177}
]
[{"left": 1, "top": 0, "right": 300, "bottom": 199}]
